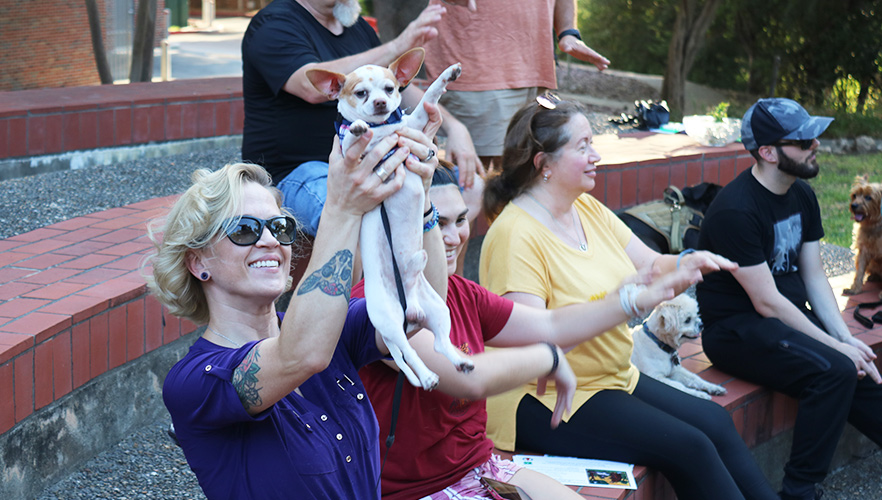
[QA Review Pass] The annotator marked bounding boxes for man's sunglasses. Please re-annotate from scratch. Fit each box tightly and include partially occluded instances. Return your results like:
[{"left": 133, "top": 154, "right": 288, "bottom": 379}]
[
  {"left": 222, "top": 216, "right": 298, "bottom": 246},
  {"left": 775, "top": 139, "right": 815, "bottom": 150}
]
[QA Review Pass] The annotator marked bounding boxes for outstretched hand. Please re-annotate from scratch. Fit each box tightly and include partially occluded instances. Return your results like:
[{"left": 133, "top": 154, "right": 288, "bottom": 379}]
[
  {"left": 631, "top": 267, "right": 703, "bottom": 314},
  {"left": 680, "top": 250, "right": 738, "bottom": 275},
  {"left": 393, "top": 4, "right": 445, "bottom": 54},
  {"left": 558, "top": 37, "right": 610, "bottom": 71},
  {"left": 842, "top": 337, "right": 882, "bottom": 383}
]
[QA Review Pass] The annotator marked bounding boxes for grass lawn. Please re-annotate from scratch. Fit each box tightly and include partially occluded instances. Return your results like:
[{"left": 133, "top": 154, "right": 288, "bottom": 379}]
[{"left": 809, "top": 152, "right": 882, "bottom": 248}]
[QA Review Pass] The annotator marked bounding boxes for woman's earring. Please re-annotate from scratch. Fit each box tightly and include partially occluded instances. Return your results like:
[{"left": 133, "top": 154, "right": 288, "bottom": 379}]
[
  {"left": 285, "top": 276, "right": 294, "bottom": 292},
  {"left": 200, "top": 272, "right": 210, "bottom": 281},
  {"left": 543, "top": 173, "right": 550, "bottom": 183}
]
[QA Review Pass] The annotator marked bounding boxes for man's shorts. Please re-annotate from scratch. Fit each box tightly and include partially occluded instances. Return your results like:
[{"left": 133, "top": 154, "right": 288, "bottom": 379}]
[
  {"left": 420, "top": 454, "right": 522, "bottom": 500},
  {"left": 440, "top": 88, "right": 539, "bottom": 158}
]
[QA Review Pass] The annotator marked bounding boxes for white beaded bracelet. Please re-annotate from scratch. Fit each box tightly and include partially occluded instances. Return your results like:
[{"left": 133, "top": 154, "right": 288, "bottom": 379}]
[{"left": 619, "top": 283, "right": 648, "bottom": 319}]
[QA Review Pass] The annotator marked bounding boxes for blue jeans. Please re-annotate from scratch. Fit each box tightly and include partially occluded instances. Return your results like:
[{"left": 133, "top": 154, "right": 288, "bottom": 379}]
[{"left": 276, "top": 161, "right": 328, "bottom": 237}]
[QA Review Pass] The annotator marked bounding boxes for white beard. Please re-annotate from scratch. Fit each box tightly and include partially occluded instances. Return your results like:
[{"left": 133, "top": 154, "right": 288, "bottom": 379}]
[{"left": 333, "top": 0, "right": 361, "bottom": 27}]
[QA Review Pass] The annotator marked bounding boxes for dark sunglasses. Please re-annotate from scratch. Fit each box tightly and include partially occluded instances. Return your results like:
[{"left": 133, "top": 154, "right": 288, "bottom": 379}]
[
  {"left": 222, "top": 216, "right": 298, "bottom": 246},
  {"left": 775, "top": 139, "right": 815, "bottom": 150}
]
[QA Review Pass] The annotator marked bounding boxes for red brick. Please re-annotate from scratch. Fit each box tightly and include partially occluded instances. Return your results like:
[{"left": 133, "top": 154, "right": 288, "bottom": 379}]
[
  {"left": 108, "top": 306, "right": 126, "bottom": 370},
  {"left": 79, "top": 110, "right": 98, "bottom": 150},
  {"left": 164, "top": 313, "right": 182, "bottom": 345},
  {"left": 44, "top": 113, "right": 64, "bottom": 154},
  {"left": 65, "top": 268, "right": 127, "bottom": 285},
  {"left": 92, "top": 228, "right": 146, "bottom": 244},
  {"left": 7, "top": 117, "right": 27, "bottom": 157},
  {"left": 71, "top": 322, "right": 90, "bottom": 389},
  {"left": 115, "top": 107, "right": 133, "bottom": 145},
  {"left": 231, "top": 99, "right": 245, "bottom": 134},
  {"left": 0, "top": 267, "right": 34, "bottom": 285},
  {"left": 19, "top": 267, "right": 81, "bottom": 285},
  {"left": 744, "top": 394, "right": 772, "bottom": 447},
  {"left": 8, "top": 227, "right": 68, "bottom": 243},
  {"left": 16, "top": 252, "right": 76, "bottom": 270},
  {"left": 621, "top": 169, "right": 638, "bottom": 208},
  {"left": 27, "top": 115, "right": 47, "bottom": 155},
  {"left": 0, "top": 281, "right": 41, "bottom": 301},
  {"left": 55, "top": 227, "right": 113, "bottom": 243},
  {"left": 1, "top": 311, "right": 70, "bottom": 343},
  {"left": 51, "top": 331, "right": 73, "bottom": 399},
  {"left": 180, "top": 102, "right": 200, "bottom": 138},
  {"left": 14, "top": 350, "right": 34, "bottom": 423},
  {"left": 719, "top": 157, "right": 736, "bottom": 185},
  {"left": 46, "top": 216, "right": 102, "bottom": 232},
  {"left": 670, "top": 162, "right": 686, "bottom": 188},
  {"left": 686, "top": 161, "right": 703, "bottom": 186},
  {"left": 0, "top": 362, "right": 13, "bottom": 433},
  {"left": 126, "top": 300, "right": 145, "bottom": 361},
  {"left": 145, "top": 295, "right": 163, "bottom": 352},
  {"left": 0, "top": 119, "right": 7, "bottom": 159},
  {"left": 165, "top": 103, "right": 184, "bottom": 140},
  {"left": 197, "top": 101, "right": 217, "bottom": 137},
  {"left": 0, "top": 332, "right": 34, "bottom": 364},
  {"left": 12, "top": 238, "right": 71, "bottom": 255},
  {"left": 42, "top": 294, "right": 108, "bottom": 324},
  {"left": 701, "top": 159, "right": 720, "bottom": 184},
  {"left": 604, "top": 170, "right": 622, "bottom": 210},
  {"left": 652, "top": 165, "right": 670, "bottom": 195},
  {"left": 35, "top": 340, "right": 53, "bottom": 409},
  {"left": 0, "top": 250, "right": 29, "bottom": 267},
  {"left": 58, "top": 252, "right": 117, "bottom": 269},
  {"left": 23, "top": 281, "right": 90, "bottom": 300},
  {"left": 97, "top": 109, "right": 115, "bottom": 148},
  {"left": 79, "top": 279, "right": 145, "bottom": 307},
  {"left": 0, "top": 297, "right": 50, "bottom": 318},
  {"left": 215, "top": 100, "right": 231, "bottom": 135},
  {"left": 89, "top": 312, "right": 109, "bottom": 379},
  {"left": 636, "top": 166, "right": 655, "bottom": 204}
]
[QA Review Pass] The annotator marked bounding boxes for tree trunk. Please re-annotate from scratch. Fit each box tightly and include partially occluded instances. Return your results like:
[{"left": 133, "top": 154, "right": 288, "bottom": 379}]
[
  {"left": 373, "top": 0, "right": 426, "bottom": 43},
  {"left": 661, "top": 0, "right": 723, "bottom": 120},
  {"left": 129, "top": 0, "right": 158, "bottom": 82},
  {"left": 85, "top": 0, "right": 113, "bottom": 84}
]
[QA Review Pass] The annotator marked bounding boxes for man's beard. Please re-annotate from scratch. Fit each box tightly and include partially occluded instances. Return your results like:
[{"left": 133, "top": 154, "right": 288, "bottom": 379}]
[
  {"left": 333, "top": 0, "right": 361, "bottom": 27},
  {"left": 776, "top": 147, "right": 819, "bottom": 179}
]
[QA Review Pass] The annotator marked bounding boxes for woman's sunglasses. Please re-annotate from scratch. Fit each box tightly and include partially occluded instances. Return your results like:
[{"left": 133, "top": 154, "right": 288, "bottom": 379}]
[
  {"left": 535, "top": 91, "right": 562, "bottom": 110},
  {"left": 222, "top": 216, "right": 298, "bottom": 246},
  {"left": 775, "top": 139, "right": 815, "bottom": 150}
]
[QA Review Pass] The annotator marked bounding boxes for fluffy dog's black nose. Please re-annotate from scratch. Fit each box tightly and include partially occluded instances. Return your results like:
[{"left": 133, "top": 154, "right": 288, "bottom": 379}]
[{"left": 851, "top": 203, "right": 860, "bottom": 211}]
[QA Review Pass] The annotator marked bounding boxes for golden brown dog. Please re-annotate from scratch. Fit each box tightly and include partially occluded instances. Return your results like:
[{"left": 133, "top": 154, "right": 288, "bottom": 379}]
[{"left": 843, "top": 175, "right": 882, "bottom": 298}]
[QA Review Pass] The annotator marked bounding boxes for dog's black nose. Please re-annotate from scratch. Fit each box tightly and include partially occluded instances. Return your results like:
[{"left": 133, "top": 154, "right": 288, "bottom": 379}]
[{"left": 852, "top": 203, "right": 860, "bottom": 210}]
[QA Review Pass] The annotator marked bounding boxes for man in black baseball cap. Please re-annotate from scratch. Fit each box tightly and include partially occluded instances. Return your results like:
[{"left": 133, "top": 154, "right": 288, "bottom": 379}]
[{"left": 696, "top": 98, "right": 882, "bottom": 500}]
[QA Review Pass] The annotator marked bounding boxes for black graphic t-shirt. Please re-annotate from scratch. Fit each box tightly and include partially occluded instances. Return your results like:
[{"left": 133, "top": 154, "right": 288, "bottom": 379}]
[{"left": 696, "top": 167, "right": 824, "bottom": 326}]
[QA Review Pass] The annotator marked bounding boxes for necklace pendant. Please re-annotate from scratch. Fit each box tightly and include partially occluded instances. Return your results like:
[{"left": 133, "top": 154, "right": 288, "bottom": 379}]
[{"left": 579, "top": 243, "right": 588, "bottom": 252}]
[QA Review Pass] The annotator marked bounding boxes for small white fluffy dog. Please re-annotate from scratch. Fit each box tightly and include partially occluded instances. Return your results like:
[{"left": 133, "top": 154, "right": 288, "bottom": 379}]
[{"left": 631, "top": 294, "right": 726, "bottom": 400}]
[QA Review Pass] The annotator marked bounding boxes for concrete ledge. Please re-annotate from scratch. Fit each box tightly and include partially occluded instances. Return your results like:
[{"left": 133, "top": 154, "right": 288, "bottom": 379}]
[
  {"left": 0, "top": 332, "right": 196, "bottom": 500},
  {"left": 0, "top": 135, "right": 242, "bottom": 182}
]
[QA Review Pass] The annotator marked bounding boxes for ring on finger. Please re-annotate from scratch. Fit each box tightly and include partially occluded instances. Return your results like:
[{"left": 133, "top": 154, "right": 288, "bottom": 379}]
[
  {"left": 424, "top": 149, "right": 436, "bottom": 162},
  {"left": 374, "top": 164, "right": 390, "bottom": 182}
]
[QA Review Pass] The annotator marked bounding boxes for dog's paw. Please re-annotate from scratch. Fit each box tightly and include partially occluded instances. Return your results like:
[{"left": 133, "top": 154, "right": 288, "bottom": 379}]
[
  {"left": 420, "top": 372, "right": 440, "bottom": 391},
  {"left": 456, "top": 358, "right": 475, "bottom": 374},
  {"left": 349, "top": 119, "right": 369, "bottom": 137},
  {"left": 843, "top": 285, "right": 863, "bottom": 296},
  {"left": 442, "top": 63, "right": 462, "bottom": 83},
  {"left": 707, "top": 384, "right": 727, "bottom": 396}
]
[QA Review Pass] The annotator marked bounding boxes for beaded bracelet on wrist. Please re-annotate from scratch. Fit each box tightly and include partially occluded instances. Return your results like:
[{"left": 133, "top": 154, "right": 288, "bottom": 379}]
[{"left": 423, "top": 203, "right": 439, "bottom": 233}]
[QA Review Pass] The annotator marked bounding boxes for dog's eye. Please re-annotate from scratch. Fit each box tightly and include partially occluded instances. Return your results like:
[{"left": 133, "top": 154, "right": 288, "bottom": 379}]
[
  {"left": 384, "top": 85, "right": 395, "bottom": 95},
  {"left": 684, "top": 317, "right": 692, "bottom": 324},
  {"left": 355, "top": 90, "right": 367, "bottom": 99},
  {"left": 866, "top": 195, "right": 873, "bottom": 201}
]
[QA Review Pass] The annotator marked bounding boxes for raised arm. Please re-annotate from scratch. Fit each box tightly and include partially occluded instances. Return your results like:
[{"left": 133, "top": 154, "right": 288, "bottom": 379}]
[
  {"left": 286, "top": 5, "right": 446, "bottom": 103},
  {"left": 553, "top": 0, "right": 610, "bottom": 71},
  {"left": 232, "top": 133, "right": 412, "bottom": 415}
]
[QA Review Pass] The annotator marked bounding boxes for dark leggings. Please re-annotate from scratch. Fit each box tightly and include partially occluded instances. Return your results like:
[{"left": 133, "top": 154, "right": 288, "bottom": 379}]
[{"left": 515, "top": 376, "right": 778, "bottom": 500}]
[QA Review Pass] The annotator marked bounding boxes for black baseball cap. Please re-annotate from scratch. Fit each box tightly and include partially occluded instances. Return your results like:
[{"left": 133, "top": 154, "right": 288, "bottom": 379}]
[{"left": 741, "top": 98, "right": 833, "bottom": 150}]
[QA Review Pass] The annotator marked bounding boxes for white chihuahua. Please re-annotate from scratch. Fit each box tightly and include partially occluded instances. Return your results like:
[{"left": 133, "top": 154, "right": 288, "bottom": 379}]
[{"left": 307, "top": 49, "right": 472, "bottom": 390}]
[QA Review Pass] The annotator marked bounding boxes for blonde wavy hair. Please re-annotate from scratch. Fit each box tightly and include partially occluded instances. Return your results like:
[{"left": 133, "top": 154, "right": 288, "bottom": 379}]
[{"left": 145, "top": 163, "right": 288, "bottom": 325}]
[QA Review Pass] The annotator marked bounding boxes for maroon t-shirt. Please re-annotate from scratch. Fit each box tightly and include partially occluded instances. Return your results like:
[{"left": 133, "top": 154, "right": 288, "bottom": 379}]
[{"left": 355, "top": 274, "right": 514, "bottom": 499}]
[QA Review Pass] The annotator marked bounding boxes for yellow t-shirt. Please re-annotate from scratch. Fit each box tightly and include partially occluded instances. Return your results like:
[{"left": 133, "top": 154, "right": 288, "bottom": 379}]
[{"left": 479, "top": 194, "right": 641, "bottom": 451}]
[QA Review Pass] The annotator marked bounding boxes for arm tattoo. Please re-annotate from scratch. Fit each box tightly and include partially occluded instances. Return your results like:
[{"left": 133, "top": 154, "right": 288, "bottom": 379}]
[
  {"left": 298, "top": 249, "right": 353, "bottom": 301},
  {"left": 232, "top": 345, "right": 263, "bottom": 410}
]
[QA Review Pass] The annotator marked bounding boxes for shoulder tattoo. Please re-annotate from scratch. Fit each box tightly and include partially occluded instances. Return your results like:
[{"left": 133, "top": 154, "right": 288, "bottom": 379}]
[
  {"left": 232, "top": 345, "right": 263, "bottom": 410},
  {"left": 298, "top": 249, "right": 353, "bottom": 301}
]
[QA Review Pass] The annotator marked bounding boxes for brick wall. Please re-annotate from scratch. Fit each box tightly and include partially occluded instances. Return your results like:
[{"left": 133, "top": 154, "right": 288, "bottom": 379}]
[
  {"left": 0, "top": 0, "right": 168, "bottom": 91},
  {"left": 0, "top": 77, "right": 243, "bottom": 160}
]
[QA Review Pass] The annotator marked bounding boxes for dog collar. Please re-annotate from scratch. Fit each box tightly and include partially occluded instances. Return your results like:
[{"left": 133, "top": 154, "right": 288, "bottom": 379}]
[
  {"left": 335, "top": 108, "right": 405, "bottom": 141},
  {"left": 642, "top": 322, "right": 680, "bottom": 366}
]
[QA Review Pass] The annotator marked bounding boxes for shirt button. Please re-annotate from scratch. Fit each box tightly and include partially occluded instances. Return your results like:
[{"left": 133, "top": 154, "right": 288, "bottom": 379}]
[
  {"left": 320, "top": 415, "right": 328, "bottom": 421},
  {"left": 356, "top": 393, "right": 364, "bottom": 401},
  {"left": 204, "top": 365, "right": 212, "bottom": 372},
  {"left": 346, "top": 455, "right": 352, "bottom": 463},
  {"left": 336, "top": 433, "right": 343, "bottom": 441}
]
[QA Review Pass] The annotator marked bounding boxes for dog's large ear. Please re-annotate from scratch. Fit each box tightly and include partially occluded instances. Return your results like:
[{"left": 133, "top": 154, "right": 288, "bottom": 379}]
[
  {"left": 388, "top": 48, "right": 426, "bottom": 88},
  {"left": 854, "top": 174, "right": 870, "bottom": 187},
  {"left": 657, "top": 303, "right": 678, "bottom": 333},
  {"left": 305, "top": 68, "right": 347, "bottom": 100}
]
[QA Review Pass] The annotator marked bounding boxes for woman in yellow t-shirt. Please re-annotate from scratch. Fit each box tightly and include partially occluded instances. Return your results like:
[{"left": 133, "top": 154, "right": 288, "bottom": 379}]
[{"left": 479, "top": 98, "right": 778, "bottom": 500}]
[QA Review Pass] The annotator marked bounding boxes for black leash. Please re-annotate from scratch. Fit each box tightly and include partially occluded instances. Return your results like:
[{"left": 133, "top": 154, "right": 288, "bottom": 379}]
[
  {"left": 377, "top": 202, "right": 409, "bottom": 488},
  {"left": 853, "top": 299, "right": 882, "bottom": 329}
]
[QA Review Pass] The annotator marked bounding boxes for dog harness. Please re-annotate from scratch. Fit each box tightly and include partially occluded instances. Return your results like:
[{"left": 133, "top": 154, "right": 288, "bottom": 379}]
[{"left": 642, "top": 322, "right": 680, "bottom": 366}]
